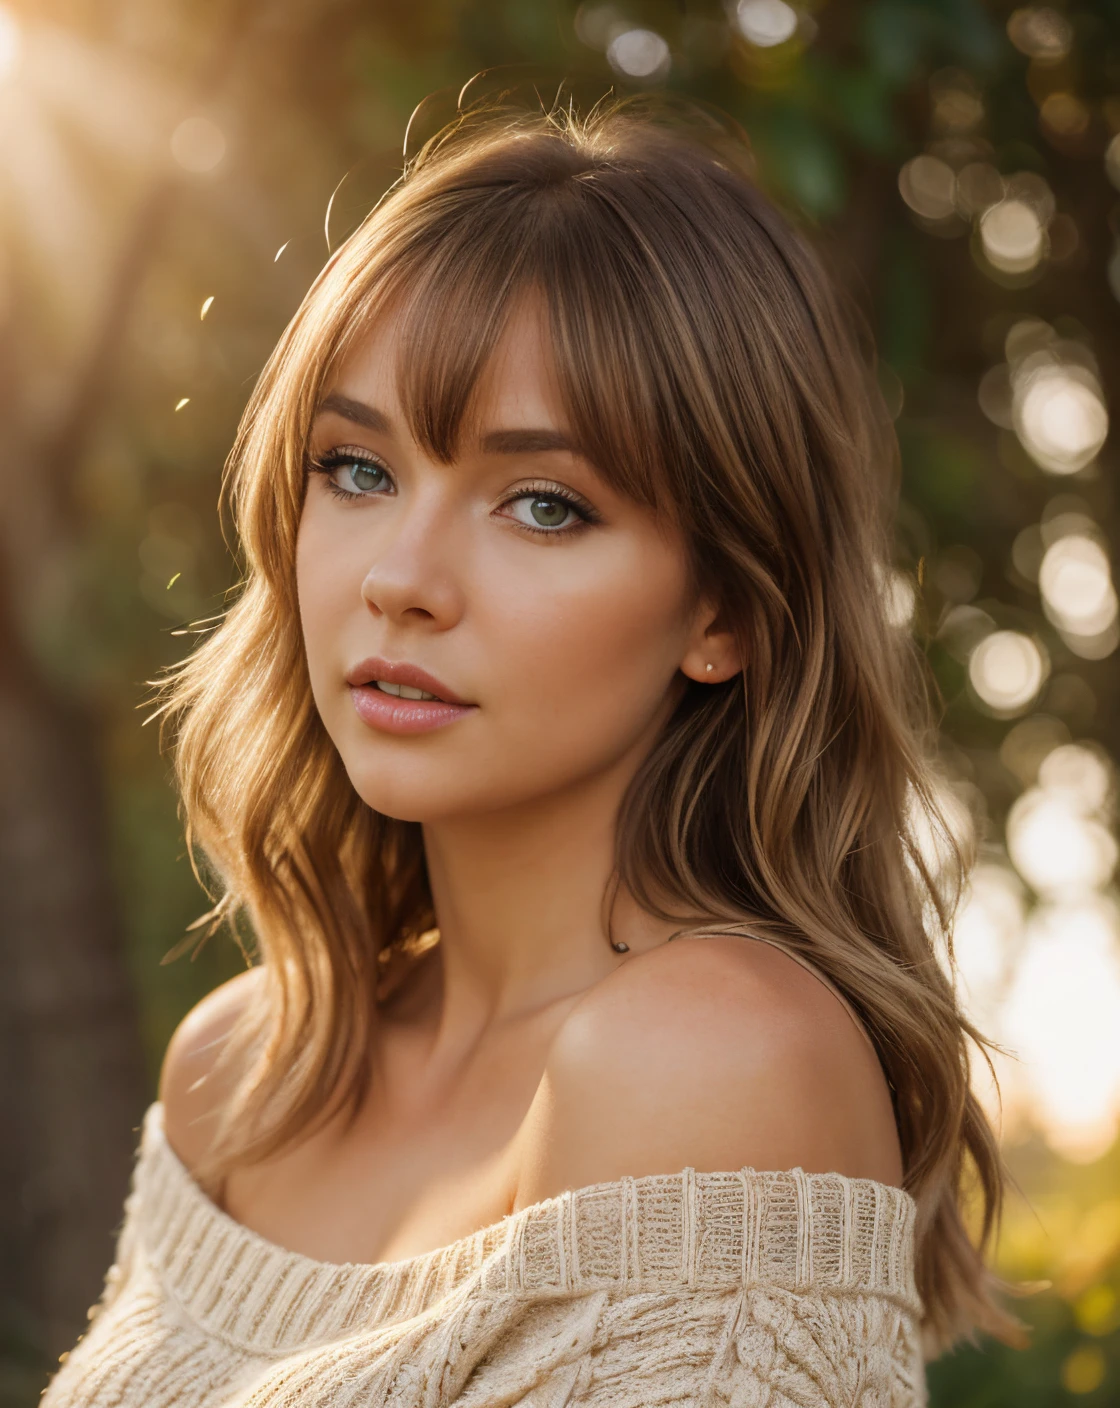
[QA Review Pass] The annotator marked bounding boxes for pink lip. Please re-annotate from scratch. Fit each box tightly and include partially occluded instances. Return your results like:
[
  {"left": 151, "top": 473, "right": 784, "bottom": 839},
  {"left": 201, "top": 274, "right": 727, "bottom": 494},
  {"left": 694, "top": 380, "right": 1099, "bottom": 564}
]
[
  {"left": 344, "top": 656, "right": 469, "bottom": 705},
  {"left": 344, "top": 656, "right": 476, "bottom": 736}
]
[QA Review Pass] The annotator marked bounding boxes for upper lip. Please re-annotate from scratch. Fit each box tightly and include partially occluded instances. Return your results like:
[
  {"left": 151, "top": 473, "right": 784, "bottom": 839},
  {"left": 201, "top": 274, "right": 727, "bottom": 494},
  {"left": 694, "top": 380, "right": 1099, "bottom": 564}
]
[{"left": 344, "top": 656, "right": 471, "bottom": 705}]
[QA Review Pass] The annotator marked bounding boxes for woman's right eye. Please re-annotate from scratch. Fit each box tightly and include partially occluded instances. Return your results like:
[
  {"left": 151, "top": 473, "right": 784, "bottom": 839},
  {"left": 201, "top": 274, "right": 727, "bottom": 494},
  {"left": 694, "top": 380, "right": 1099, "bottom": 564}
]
[
  {"left": 308, "top": 451, "right": 394, "bottom": 501},
  {"left": 339, "top": 460, "right": 388, "bottom": 493}
]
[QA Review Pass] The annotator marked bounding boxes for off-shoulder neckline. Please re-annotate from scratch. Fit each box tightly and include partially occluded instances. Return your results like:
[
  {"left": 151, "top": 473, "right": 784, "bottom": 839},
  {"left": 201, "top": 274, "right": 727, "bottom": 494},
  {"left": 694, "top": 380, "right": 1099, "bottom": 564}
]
[{"left": 130, "top": 1102, "right": 920, "bottom": 1356}]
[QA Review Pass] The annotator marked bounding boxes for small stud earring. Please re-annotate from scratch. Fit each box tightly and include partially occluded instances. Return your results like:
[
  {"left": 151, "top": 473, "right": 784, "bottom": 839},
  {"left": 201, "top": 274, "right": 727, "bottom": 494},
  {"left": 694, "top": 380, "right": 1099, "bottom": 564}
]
[
  {"left": 706, "top": 663, "right": 714, "bottom": 674},
  {"left": 610, "top": 939, "right": 630, "bottom": 953}
]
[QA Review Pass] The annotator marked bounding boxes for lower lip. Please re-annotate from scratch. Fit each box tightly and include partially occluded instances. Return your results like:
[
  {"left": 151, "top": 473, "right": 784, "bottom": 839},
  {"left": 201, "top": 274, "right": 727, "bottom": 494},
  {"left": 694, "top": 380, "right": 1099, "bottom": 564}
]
[{"left": 349, "top": 685, "right": 476, "bottom": 735}]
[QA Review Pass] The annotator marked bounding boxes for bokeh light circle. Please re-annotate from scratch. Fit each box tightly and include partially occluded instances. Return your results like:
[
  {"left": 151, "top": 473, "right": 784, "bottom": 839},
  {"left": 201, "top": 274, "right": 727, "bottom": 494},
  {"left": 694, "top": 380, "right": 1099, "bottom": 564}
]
[
  {"left": 980, "top": 198, "right": 1045, "bottom": 274},
  {"left": 968, "top": 630, "right": 1045, "bottom": 714},
  {"left": 899, "top": 155, "right": 956, "bottom": 221},
  {"left": 735, "top": 0, "right": 799, "bottom": 47},
  {"left": 1039, "top": 535, "right": 1117, "bottom": 635},
  {"left": 1037, "top": 743, "right": 1113, "bottom": 814},
  {"left": 170, "top": 116, "right": 227, "bottom": 173},
  {"left": 605, "top": 28, "right": 670, "bottom": 78},
  {"left": 1007, "top": 5, "right": 1073, "bottom": 61},
  {"left": 1014, "top": 367, "right": 1109, "bottom": 474},
  {"left": 1008, "top": 788, "right": 1118, "bottom": 897}
]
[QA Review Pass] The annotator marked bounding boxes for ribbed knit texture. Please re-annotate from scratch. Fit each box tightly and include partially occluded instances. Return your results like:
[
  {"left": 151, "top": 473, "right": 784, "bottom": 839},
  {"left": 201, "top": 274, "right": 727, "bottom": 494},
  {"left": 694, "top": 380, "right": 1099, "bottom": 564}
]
[{"left": 43, "top": 1103, "right": 927, "bottom": 1406}]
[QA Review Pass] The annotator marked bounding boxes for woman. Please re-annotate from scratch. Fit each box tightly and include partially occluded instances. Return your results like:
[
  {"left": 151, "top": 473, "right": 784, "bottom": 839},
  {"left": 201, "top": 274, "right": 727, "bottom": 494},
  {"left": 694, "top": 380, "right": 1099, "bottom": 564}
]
[{"left": 43, "top": 97, "right": 1018, "bottom": 1407}]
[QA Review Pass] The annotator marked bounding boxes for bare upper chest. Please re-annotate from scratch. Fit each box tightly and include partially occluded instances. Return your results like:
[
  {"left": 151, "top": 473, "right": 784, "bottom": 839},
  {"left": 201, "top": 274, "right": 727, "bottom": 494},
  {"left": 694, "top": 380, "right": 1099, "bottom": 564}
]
[{"left": 218, "top": 1002, "right": 570, "bottom": 1266}]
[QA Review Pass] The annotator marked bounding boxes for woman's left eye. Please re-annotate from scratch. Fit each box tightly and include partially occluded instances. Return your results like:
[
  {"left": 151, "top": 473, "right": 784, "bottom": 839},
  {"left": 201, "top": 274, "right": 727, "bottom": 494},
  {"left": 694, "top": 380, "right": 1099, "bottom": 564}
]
[{"left": 503, "top": 493, "right": 586, "bottom": 534}]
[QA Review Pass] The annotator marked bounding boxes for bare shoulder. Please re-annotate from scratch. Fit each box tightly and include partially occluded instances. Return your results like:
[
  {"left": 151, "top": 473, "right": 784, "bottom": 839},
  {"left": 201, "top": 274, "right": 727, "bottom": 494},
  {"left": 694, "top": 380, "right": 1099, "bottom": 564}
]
[
  {"left": 159, "top": 966, "right": 265, "bottom": 1172},
  {"left": 514, "top": 934, "right": 902, "bottom": 1209}
]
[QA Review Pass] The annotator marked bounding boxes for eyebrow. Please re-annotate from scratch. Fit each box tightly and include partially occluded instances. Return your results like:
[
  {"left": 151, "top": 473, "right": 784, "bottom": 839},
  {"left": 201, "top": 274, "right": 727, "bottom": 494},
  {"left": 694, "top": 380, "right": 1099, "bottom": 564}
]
[
  {"left": 315, "top": 393, "right": 580, "bottom": 457},
  {"left": 478, "top": 428, "right": 578, "bottom": 455},
  {"left": 316, "top": 393, "right": 392, "bottom": 435}
]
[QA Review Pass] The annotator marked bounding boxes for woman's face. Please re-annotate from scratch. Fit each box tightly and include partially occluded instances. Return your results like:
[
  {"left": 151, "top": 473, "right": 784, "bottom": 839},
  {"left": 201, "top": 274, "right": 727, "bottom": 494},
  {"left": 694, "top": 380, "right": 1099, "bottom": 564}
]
[{"left": 296, "top": 296, "right": 710, "bottom": 824}]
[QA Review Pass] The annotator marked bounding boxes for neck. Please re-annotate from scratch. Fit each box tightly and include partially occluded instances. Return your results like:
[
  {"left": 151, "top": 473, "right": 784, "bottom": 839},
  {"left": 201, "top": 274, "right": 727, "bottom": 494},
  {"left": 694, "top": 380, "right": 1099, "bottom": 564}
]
[{"left": 420, "top": 749, "right": 679, "bottom": 1042}]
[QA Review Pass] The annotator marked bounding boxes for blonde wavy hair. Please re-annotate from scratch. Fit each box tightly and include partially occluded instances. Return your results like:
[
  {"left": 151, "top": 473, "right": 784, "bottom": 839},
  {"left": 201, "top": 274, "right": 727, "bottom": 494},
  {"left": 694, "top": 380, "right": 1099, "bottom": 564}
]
[{"left": 148, "top": 95, "right": 1017, "bottom": 1351}]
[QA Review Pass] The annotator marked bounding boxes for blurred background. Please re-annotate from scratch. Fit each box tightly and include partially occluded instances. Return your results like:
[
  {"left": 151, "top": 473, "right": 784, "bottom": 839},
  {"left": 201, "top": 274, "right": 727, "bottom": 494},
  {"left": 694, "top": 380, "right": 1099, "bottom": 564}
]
[{"left": 2, "top": 0, "right": 1119, "bottom": 1402}]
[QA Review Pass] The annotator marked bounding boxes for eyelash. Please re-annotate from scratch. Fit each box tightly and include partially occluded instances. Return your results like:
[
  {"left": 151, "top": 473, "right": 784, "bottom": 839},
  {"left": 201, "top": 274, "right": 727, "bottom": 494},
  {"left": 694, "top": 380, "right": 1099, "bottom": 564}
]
[
  {"left": 304, "top": 448, "right": 602, "bottom": 539},
  {"left": 306, "top": 450, "right": 394, "bottom": 505},
  {"left": 507, "top": 487, "right": 599, "bottom": 538}
]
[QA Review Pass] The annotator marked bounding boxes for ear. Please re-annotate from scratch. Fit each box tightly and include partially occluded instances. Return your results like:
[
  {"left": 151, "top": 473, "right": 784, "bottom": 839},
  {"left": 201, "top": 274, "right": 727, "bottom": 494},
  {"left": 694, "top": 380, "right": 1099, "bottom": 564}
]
[{"left": 678, "top": 596, "right": 743, "bottom": 684}]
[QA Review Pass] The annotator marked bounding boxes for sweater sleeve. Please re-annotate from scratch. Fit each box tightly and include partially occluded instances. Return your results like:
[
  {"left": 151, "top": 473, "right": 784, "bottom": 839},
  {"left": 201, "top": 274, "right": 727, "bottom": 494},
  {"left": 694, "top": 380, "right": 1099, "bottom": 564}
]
[
  {"left": 446, "top": 1282, "right": 925, "bottom": 1408},
  {"left": 563, "top": 1283, "right": 927, "bottom": 1408}
]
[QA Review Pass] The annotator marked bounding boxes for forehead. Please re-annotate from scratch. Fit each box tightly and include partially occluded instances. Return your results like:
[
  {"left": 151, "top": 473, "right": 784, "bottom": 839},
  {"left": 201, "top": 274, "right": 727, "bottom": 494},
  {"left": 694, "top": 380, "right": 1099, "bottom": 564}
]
[{"left": 325, "top": 294, "right": 567, "bottom": 444}]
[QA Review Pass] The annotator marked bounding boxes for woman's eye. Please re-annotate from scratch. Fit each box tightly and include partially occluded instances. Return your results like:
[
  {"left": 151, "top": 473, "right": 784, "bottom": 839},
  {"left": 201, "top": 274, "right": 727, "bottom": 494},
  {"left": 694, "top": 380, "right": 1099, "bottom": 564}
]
[
  {"left": 308, "top": 450, "right": 393, "bottom": 500},
  {"left": 339, "top": 460, "right": 388, "bottom": 493},
  {"left": 506, "top": 494, "right": 581, "bottom": 532}
]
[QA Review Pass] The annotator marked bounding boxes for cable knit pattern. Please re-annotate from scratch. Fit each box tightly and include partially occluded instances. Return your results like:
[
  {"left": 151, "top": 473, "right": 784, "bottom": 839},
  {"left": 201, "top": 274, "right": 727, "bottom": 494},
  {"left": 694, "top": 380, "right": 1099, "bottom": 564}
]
[{"left": 42, "top": 1104, "right": 927, "bottom": 1407}]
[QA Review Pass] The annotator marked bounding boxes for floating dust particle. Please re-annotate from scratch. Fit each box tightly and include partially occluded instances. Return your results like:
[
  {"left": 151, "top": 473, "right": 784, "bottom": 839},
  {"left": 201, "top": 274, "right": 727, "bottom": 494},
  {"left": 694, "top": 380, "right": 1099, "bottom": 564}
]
[
  {"left": 274, "top": 240, "right": 290, "bottom": 262},
  {"left": 174, "top": 397, "right": 190, "bottom": 411},
  {"left": 200, "top": 295, "right": 214, "bottom": 320},
  {"left": 167, "top": 572, "right": 181, "bottom": 589}
]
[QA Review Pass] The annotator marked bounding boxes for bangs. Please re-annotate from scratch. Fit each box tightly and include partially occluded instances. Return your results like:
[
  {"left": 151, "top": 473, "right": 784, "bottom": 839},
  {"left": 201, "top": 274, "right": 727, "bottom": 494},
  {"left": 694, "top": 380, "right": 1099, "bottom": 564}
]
[{"left": 328, "top": 161, "right": 684, "bottom": 518}]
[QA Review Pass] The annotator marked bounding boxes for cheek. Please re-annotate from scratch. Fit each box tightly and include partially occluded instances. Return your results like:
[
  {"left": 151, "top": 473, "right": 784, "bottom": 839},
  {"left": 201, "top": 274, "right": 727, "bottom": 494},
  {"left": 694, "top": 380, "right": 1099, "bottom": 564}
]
[
  {"left": 295, "top": 510, "right": 354, "bottom": 694},
  {"left": 485, "top": 537, "right": 692, "bottom": 751}
]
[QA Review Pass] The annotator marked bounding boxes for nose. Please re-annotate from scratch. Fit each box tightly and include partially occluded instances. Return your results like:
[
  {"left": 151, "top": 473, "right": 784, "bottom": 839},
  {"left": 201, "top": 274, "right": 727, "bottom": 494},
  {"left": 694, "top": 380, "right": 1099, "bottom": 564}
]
[{"left": 359, "top": 484, "right": 464, "bottom": 629}]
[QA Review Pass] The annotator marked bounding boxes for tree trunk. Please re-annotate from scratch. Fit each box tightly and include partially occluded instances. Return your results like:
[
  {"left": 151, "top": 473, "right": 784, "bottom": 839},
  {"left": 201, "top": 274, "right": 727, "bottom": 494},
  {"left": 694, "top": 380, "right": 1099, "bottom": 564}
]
[{"left": 0, "top": 585, "right": 146, "bottom": 1367}]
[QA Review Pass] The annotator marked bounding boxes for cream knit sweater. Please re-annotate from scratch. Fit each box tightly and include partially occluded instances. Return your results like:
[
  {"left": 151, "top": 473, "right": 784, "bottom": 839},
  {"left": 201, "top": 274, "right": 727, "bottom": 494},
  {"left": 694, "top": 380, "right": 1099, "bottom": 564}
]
[{"left": 42, "top": 1103, "right": 926, "bottom": 1407}]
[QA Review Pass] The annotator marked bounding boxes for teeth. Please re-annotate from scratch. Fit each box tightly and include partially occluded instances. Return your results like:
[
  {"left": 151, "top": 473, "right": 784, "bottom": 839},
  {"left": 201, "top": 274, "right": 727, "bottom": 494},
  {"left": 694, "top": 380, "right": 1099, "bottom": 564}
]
[{"left": 374, "top": 680, "right": 438, "bottom": 701}]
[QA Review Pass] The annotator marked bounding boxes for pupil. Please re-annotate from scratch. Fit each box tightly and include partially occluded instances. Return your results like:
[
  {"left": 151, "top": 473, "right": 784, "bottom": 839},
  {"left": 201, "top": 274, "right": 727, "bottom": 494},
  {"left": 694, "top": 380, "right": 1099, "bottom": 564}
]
[
  {"left": 351, "top": 463, "right": 382, "bottom": 490},
  {"left": 530, "top": 497, "right": 567, "bottom": 527}
]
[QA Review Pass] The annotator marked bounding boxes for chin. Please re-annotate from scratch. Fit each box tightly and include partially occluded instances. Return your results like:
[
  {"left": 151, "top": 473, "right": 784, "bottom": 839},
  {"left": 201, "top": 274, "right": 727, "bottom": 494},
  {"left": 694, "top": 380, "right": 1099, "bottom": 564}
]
[
  {"left": 341, "top": 759, "right": 491, "bottom": 825},
  {"left": 343, "top": 751, "right": 592, "bottom": 826},
  {"left": 346, "top": 771, "right": 454, "bottom": 824}
]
